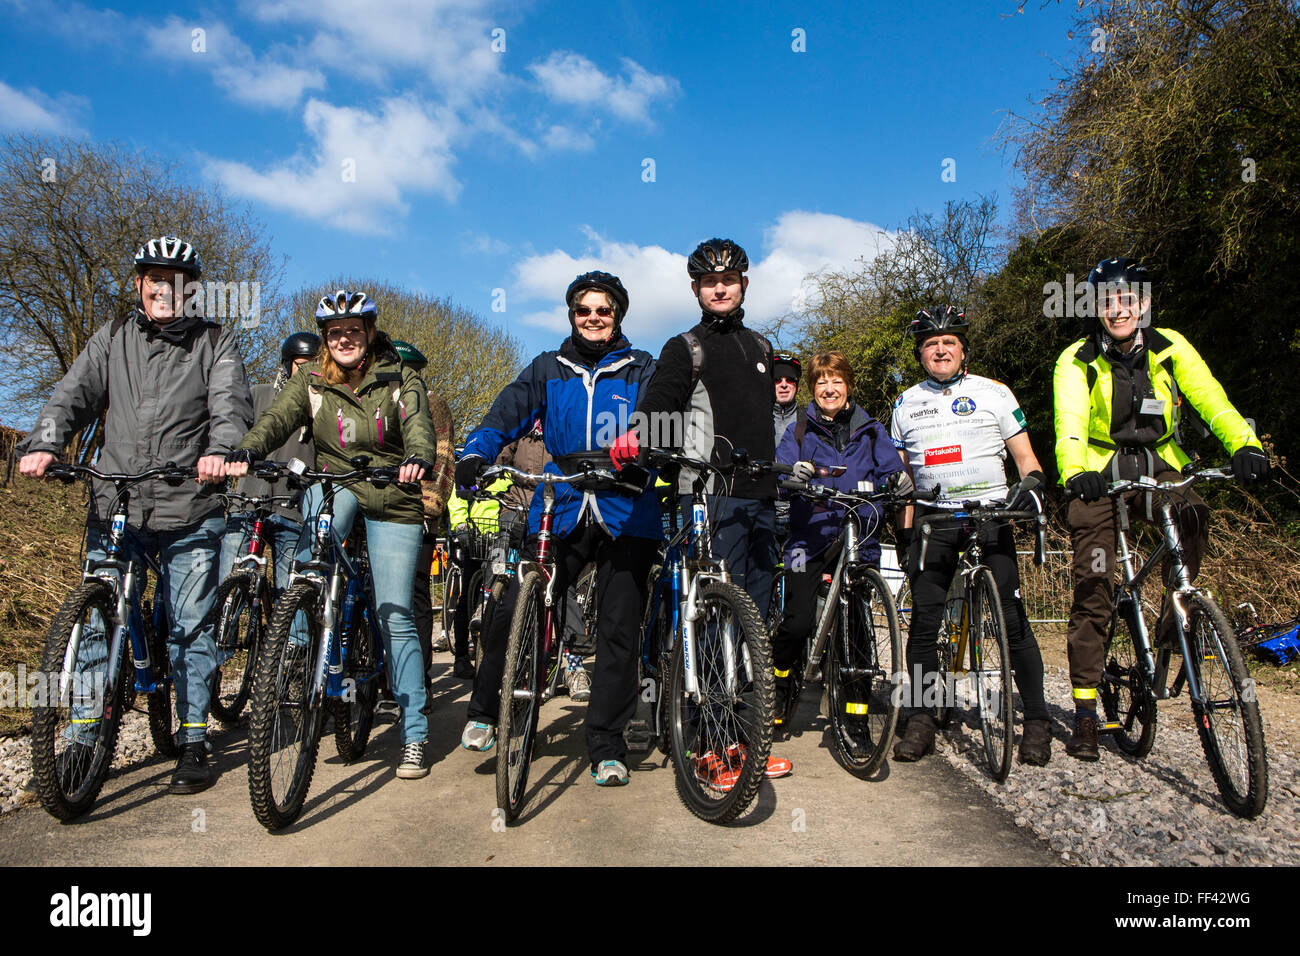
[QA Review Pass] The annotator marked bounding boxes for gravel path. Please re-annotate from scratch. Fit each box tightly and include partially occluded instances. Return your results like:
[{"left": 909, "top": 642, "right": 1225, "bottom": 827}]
[{"left": 931, "top": 664, "right": 1300, "bottom": 866}]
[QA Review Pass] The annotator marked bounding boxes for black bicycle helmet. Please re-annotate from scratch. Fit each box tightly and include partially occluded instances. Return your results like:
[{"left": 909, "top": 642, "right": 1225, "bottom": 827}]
[
  {"left": 773, "top": 351, "right": 802, "bottom": 383},
  {"left": 909, "top": 306, "right": 969, "bottom": 344},
  {"left": 565, "top": 271, "right": 629, "bottom": 319},
  {"left": 687, "top": 238, "right": 749, "bottom": 279},
  {"left": 134, "top": 236, "right": 202, "bottom": 278},
  {"left": 1087, "top": 257, "right": 1153, "bottom": 336},
  {"left": 280, "top": 331, "right": 321, "bottom": 368}
]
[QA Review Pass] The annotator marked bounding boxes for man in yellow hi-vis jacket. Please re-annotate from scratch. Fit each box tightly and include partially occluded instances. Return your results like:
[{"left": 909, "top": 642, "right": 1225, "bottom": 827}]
[
  {"left": 1053, "top": 257, "right": 1269, "bottom": 760},
  {"left": 445, "top": 466, "right": 511, "bottom": 679}
]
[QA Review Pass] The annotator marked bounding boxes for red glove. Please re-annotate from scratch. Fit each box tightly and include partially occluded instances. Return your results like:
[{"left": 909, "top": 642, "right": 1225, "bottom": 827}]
[{"left": 610, "top": 430, "right": 639, "bottom": 468}]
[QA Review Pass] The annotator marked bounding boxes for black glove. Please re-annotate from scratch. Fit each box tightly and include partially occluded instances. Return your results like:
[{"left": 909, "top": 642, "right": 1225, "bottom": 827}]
[
  {"left": 1066, "top": 471, "right": 1107, "bottom": 503},
  {"left": 225, "top": 448, "right": 256, "bottom": 466},
  {"left": 886, "top": 470, "right": 915, "bottom": 498},
  {"left": 1006, "top": 470, "right": 1045, "bottom": 513},
  {"left": 454, "top": 455, "right": 485, "bottom": 493},
  {"left": 1231, "top": 446, "right": 1269, "bottom": 483},
  {"left": 895, "top": 526, "right": 913, "bottom": 577},
  {"left": 400, "top": 455, "right": 434, "bottom": 472}
]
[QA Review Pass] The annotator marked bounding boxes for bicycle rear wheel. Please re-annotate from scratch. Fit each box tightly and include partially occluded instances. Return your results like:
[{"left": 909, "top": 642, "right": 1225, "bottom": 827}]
[
  {"left": 1186, "top": 594, "right": 1267, "bottom": 818},
  {"left": 31, "top": 581, "right": 127, "bottom": 820},
  {"left": 667, "top": 581, "right": 773, "bottom": 823},
  {"left": 496, "top": 570, "right": 543, "bottom": 822},
  {"left": 247, "top": 581, "right": 325, "bottom": 830},
  {"left": 1099, "top": 598, "right": 1157, "bottom": 757},
  {"left": 826, "top": 568, "right": 901, "bottom": 777},
  {"left": 142, "top": 599, "right": 179, "bottom": 758},
  {"left": 211, "top": 573, "right": 263, "bottom": 725},
  {"left": 638, "top": 564, "right": 674, "bottom": 755},
  {"left": 440, "top": 564, "right": 462, "bottom": 652},
  {"left": 970, "top": 568, "right": 1012, "bottom": 781},
  {"left": 333, "top": 609, "right": 379, "bottom": 762}
]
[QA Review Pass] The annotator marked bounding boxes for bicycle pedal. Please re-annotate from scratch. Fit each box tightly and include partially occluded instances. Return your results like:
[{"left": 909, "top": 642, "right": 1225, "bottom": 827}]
[
  {"left": 1096, "top": 720, "right": 1124, "bottom": 733},
  {"left": 625, "top": 720, "right": 653, "bottom": 753}
]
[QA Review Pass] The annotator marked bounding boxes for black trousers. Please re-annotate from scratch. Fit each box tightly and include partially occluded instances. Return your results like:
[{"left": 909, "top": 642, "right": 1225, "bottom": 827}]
[
  {"left": 905, "top": 511, "right": 1048, "bottom": 721},
  {"left": 467, "top": 519, "right": 655, "bottom": 766},
  {"left": 773, "top": 539, "right": 842, "bottom": 673}
]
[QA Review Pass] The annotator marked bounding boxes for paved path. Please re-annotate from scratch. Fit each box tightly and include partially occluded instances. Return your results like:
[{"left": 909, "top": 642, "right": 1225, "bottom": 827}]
[{"left": 0, "top": 658, "right": 1058, "bottom": 866}]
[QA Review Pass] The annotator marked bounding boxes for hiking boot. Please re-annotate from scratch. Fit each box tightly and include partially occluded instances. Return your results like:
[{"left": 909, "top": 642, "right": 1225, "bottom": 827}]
[
  {"left": 1066, "top": 712, "right": 1100, "bottom": 761},
  {"left": 460, "top": 720, "right": 496, "bottom": 752},
  {"left": 452, "top": 656, "right": 476, "bottom": 680},
  {"left": 169, "top": 741, "right": 212, "bottom": 795},
  {"left": 590, "top": 759, "right": 630, "bottom": 787},
  {"left": 566, "top": 663, "right": 591, "bottom": 702},
  {"left": 397, "top": 740, "right": 429, "bottom": 779},
  {"left": 1019, "top": 718, "right": 1052, "bottom": 766},
  {"left": 773, "top": 674, "right": 793, "bottom": 727},
  {"left": 892, "top": 712, "right": 936, "bottom": 762}
]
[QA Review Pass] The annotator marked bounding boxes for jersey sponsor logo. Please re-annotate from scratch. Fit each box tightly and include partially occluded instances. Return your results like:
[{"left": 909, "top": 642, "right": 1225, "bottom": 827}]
[
  {"left": 893, "top": 394, "right": 904, "bottom": 408},
  {"left": 1013, "top": 407, "right": 1027, "bottom": 428},
  {"left": 951, "top": 396, "right": 977, "bottom": 416},
  {"left": 909, "top": 406, "right": 938, "bottom": 419},
  {"left": 924, "top": 444, "right": 963, "bottom": 465}
]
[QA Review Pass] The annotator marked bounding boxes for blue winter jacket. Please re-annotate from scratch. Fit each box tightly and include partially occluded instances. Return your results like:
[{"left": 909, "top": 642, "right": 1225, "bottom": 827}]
[
  {"left": 463, "top": 337, "right": 662, "bottom": 541},
  {"left": 776, "top": 401, "right": 904, "bottom": 563}
]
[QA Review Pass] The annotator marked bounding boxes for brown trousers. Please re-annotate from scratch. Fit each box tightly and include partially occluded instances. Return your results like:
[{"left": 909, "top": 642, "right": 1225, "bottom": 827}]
[{"left": 1066, "top": 471, "right": 1209, "bottom": 695}]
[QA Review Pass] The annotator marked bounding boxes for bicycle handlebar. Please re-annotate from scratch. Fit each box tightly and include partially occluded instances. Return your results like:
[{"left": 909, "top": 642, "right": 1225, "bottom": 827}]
[
  {"left": 46, "top": 462, "right": 197, "bottom": 486},
  {"left": 913, "top": 499, "right": 1049, "bottom": 569},
  {"left": 778, "top": 478, "right": 940, "bottom": 507},
  {"left": 478, "top": 462, "right": 645, "bottom": 496},
  {"left": 1104, "top": 467, "right": 1232, "bottom": 497}
]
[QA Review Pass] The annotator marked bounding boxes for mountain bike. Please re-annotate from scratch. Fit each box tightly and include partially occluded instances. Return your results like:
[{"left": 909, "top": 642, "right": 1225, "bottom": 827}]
[
  {"left": 245, "top": 457, "right": 393, "bottom": 830},
  {"left": 776, "top": 476, "right": 936, "bottom": 777},
  {"left": 914, "top": 499, "right": 1046, "bottom": 781},
  {"left": 211, "top": 482, "right": 296, "bottom": 725},
  {"left": 1094, "top": 467, "right": 1267, "bottom": 818},
  {"left": 30, "top": 463, "right": 191, "bottom": 819}
]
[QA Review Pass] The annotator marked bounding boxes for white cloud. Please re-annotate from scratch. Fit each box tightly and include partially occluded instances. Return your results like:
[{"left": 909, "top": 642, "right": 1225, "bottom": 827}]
[
  {"left": 0, "top": 81, "right": 87, "bottom": 134},
  {"left": 528, "top": 53, "right": 679, "bottom": 124},
  {"left": 204, "top": 96, "right": 460, "bottom": 233},
  {"left": 541, "top": 124, "right": 595, "bottom": 152},
  {"left": 462, "top": 232, "right": 510, "bottom": 255},
  {"left": 511, "top": 214, "right": 897, "bottom": 351}
]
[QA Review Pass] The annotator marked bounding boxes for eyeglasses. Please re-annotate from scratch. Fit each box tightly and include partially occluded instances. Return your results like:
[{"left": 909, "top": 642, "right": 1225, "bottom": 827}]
[
  {"left": 326, "top": 326, "right": 367, "bottom": 341},
  {"left": 142, "top": 272, "right": 180, "bottom": 289},
  {"left": 1104, "top": 292, "right": 1142, "bottom": 310},
  {"left": 574, "top": 306, "right": 614, "bottom": 318}
]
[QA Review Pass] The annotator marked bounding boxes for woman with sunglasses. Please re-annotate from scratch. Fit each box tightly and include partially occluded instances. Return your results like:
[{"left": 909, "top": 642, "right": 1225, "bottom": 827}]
[{"left": 225, "top": 290, "right": 438, "bottom": 779}]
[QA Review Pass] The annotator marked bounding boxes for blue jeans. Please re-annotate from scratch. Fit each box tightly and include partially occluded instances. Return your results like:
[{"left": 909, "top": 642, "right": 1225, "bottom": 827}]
[
  {"left": 84, "top": 514, "right": 225, "bottom": 746},
  {"left": 683, "top": 495, "right": 778, "bottom": 620},
  {"left": 295, "top": 486, "right": 427, "bottom": 745},
  {"left": 220, "top": 511, "right": 302, "bottom": 594}
]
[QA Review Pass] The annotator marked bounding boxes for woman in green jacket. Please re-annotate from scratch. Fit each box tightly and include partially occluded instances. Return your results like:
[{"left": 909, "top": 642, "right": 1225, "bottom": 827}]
[{"left": 226, "top": 290, "right": 438, "bottom": 778}]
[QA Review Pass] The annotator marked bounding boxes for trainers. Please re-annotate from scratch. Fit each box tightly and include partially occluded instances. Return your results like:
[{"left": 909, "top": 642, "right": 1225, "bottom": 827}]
[
  {"left": 1066, "top": 712, "right": 1100, "bottom": 761},
  {"left": 892, "top": 712, "right": 936, "bottom": 762},
  {"left": 693, "top": 751, "right": 741, "bottom": 792},
  {"left": 432, "top": 633, "right": 450, "bottom": 653},
  {"left": 169, "top": 741, "right": 212, "bottom": 795},
  {"left": 566, "top": 663, "right": 592, "bottom": 702},
  {"left": 1019, "top": 718, "right": 1053, "bottom": 766},
  {"left": 725, "top": 742, "right": 793, "bottom": 779},
  {"left": 460, "top": 720, "right": 496, "bottom": 752},
  {"left": 397, "top": 740, "right": 429, "bottom": 779},
  {"left": 590, "top": 759, "right": 630, "bottom": 786},
  {"left": 452, "top": 656, "right": 475, "bottom": 680}
]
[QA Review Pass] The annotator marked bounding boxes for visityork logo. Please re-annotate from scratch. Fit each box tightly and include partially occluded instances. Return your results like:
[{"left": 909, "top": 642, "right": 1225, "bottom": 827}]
[{"left": 49, "top": 886, "right": 151, "bottom": 936}]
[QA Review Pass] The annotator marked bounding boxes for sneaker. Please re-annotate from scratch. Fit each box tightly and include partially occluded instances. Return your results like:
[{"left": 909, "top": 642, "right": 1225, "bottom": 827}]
[
  {"left": 892, "top": 712, "right": 936, "bottom": 762},
  {"left": 693, "top": 751, "right": 741, "bottom": 792},
  {"left": 725, "top": 742, "right": 793, "bottom": 779},
  {"left": 590, "top": 759, "right": 630, "bottom": 786},
  {"left": 169, "top": 741, "right": 213, "bottom": 795},
  {"left": 566, "top": 663, "right": 592, "bottom": 702},
  {"left": 432, "top": 633, "right": 450, "bottom": 653},
  {"left": 397, "top": 740, "right": 429, "bottom": 779},
  {"left": 1066, "top": 712, "right": 1100, "bottom": 761},
  {"left": 1019, "top": 718, "right": 1053, "bottom": 766},
  {"left": 460, "top": 720, "right": 496, "bottom": 752},
  {"left": 452, "top": 656, "right": 476, "bottom": 680}
]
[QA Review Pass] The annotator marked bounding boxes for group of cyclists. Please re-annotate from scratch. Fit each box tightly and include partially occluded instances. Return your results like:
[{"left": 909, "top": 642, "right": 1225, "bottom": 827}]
[{"left": 16, "top": 232, "right": 1269, "bottom": 805}]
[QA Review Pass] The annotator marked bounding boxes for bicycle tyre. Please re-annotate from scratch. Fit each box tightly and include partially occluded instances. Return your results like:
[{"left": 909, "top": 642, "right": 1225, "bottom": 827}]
[
  {"left": 1099, "top": 598, "right": 1157, "bottom": 758},
  {"left": 639, "top": 564, "right": 674, "bottom": 755},
  {"left": 667, "top": 581, "right": 773, "bottom": 824},
  {"left": 496, "top": 570, "right": 543, "bottom": 822},
  {"left": 970, "top": 568, "right": 1012, "bottom": 781},
  {"left": 932, "top": 596, "right": 958, "bottom": 729},
  {"left": 142, "top": 600, "right": 178, "bottom": 758},
  {"left": 467, "top": 566, "right": 486, "bottom": 647},
  {"left": 440, "top": 564, "right": 462, "bottom": 652},
  {"left": 1186, "top": 593, "right": 1268, "bottom": 818},
  {"left": 247, "top": 580, "right": 325, "bottom": 830},
  {"left": 333, "top": 608, "right": 379, "bottom": 762},
  {"left": 30, "top": 581, "right": 127, "bottom": 820},
  {"left": 211, "top": 573, "right": 262, "bottom": 725},
  {"left": 826, "top": 568, "right": 902, "bottom": 778}
]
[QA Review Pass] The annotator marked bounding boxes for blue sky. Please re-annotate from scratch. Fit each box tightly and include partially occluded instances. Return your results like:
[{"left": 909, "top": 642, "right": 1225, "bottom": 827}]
[{"left": 0, "top": 0, "right": 1083, "bottom": 363}]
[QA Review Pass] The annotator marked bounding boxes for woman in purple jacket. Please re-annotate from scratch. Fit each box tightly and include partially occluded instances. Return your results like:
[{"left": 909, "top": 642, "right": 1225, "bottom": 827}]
[{"left": 772, "top": 351, "right": 906, "bottom": 726}]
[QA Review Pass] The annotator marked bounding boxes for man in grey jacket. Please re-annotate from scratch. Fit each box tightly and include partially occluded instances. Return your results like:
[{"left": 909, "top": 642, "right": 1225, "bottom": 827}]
[
  {"left": 18, "top": 236, "right": 254, "bottom": 794},
  {"left": 772, "top": 352, "right": 801, "bottom": 543}
]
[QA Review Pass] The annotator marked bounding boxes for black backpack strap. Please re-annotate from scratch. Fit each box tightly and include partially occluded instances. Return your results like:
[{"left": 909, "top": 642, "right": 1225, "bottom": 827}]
[
  {"left": 793, "top": 416, "right": 808, "bottom": 448},
  {"left": 679, "top": 331, "right": 704, "bottom": 393}
]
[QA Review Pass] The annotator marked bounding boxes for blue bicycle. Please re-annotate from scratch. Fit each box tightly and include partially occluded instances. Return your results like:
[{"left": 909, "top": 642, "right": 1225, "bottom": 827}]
[
  {"left": 245, "top": 457, "right": 392, "bottom": 830},
  {"left": 31, "top": 463, "right": 189, "bottom": 820}
]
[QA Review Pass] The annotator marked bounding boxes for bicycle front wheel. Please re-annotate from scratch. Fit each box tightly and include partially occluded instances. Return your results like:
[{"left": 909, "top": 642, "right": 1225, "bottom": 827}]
[
  {"left": 826, "top": 568, "right": 902, "bottom": 778},
  {"left": 440, "top": 564, "right": 462, "bottom": 651},
  {"left": 31, "top": 581, "right": 127, "bottom": 820},
  {"left": 1099, "top": 598, "right": 1157, "bottom": 757},
  {"left": 496, "top": 570, "right": 543, "bottom": 823},
  {"left": 211, "top": 573, "right": 263, "bottom": 725},
  {"left": 667, "top": 581, "right": 773, "bottom": 823},
  {"left": 333, "top": 609, "right": 379, "bottom": 762},
  {"left": 1186, "top": 594, "right": 1268, "bottom": 818},
  {"left": 247, "top": 581, "right": 325, "bottom": 830},
  {"left": 931, "top": 596, "right": 958, "bottom": 729},
  {"left": 970, "top": 568, "right": 1012, "bottom": 781}
]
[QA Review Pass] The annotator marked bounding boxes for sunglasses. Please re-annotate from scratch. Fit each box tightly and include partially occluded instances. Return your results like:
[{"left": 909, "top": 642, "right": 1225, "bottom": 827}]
[
  {"left": 574, "top": 306, "right": 614, "bottom": 318},
  {"left": 326, "top": 326, "right": 367, "bottom": 341}
]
